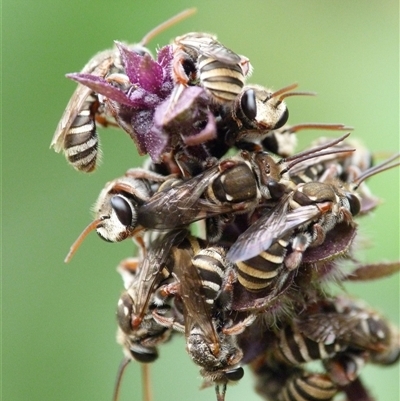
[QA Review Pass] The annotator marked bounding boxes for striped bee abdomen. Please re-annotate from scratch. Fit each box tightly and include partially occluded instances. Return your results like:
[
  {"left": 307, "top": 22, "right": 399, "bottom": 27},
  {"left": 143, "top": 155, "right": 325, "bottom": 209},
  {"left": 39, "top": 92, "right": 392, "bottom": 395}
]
[
  {"left": 278, "top": 372, "right": 338, "bottom": 401},
  {"left": 198, "top": 56, "right": 245, "bottom": 102},
  {"left": 64, "top": 94, "right": 99, "bottom": 172}
]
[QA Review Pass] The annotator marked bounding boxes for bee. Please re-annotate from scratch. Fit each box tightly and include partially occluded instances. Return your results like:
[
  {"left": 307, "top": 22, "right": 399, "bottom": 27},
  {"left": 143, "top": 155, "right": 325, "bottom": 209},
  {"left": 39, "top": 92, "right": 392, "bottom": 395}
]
[
  {"left": 278, "top": 372, "right": 338, "bottom": 401},
  {"left": 165, "top": 246, "right": 255, "bottom": 401},
  {"left": 138, "top": 134, "right": 354, "bottom": 241},
  {"left": 226, "top": 152, "right": 400, "bottom": 291},
  {"left": 252, "top": 364, "right": 338, "bottom": 401},
  {"left": 214, "top": 83, "right": 318, "bottom": 151},
  {"left": 136, "top": 155, "right": 261, "bottom": 234},
  {"left": 64, "top": 168, "right": 168, "bottom": 262},
  {"left": 50, "top": 8, "right": 197, "bottom": 172},
  {"left": 171, "top": 32, "right": 252, "bottom": 104},
  {"left": 113, "top": 229, "right": 194, "bottom": 401},
  {"left": 225, "top": 180, "right": 359, "bottom": 292},
  {"left": 295, "top": 295, "right": 400, "bottom": 367}
]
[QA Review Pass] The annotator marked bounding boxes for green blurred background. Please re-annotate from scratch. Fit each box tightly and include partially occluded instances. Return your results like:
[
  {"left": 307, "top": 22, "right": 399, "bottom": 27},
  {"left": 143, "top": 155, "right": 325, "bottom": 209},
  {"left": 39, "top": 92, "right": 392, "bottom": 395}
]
[{"left": 3, "top": 1, "right": 399, "bottom": 400}]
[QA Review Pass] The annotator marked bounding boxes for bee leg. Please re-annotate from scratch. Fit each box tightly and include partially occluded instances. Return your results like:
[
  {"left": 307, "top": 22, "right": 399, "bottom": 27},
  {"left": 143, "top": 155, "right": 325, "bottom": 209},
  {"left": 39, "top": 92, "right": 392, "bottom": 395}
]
[
  {"left": 124, "top": 168, "right": 170, "bottom": 182},
  {"left": 157, "top": 282, "right": 180, "bottom": 298},
  {"left": 340, "top": 206, "right": 355, "bottom": 225},
  {"left": 323, "top": 350, "right": 368, "bottom": 387},
  {"left": 318, "top": 164, "right": 342, "bottom": 182},
  {"left": 284, "top": 232, "right": 312, "bottom": 271},
  {"left": 222, "top": 314, "right": 256, "bottom": 335},
  {"left": 151, "top": 310, "right": 185, "bottom": 333},
  {"left": 172, "top": 50, "right": 196, "bottom": 85},
  {"left": 310, "top": 223, "right": 326, "bottom": 247}
]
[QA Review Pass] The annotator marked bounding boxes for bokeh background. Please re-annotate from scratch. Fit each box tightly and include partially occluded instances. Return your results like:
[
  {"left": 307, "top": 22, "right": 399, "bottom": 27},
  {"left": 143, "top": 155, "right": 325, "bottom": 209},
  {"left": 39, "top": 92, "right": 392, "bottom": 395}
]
[{"left": 3, "top": 1, "right": 399, "bottom": 400}]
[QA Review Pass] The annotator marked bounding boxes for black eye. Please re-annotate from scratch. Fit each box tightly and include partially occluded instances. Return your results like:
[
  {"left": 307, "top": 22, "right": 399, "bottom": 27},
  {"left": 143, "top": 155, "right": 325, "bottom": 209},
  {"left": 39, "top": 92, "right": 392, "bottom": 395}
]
[
  {"left": 346, "top": 193, "right": 361, "bottom": 216},
  {"left": 111, "top": 195, "right": 133, "bottom": 226},
  {"left": 130, "top": 347, "right": 158, "bottom": 363},
  {"left": 241, "top": 89, "right": 257, "bottom": 120},
  {"left": 267, "top": 181, "right": 286, "bottom": 200},
  {"left": 225, "top": 367, "right": 244, "bottom": 381},
  {"left": 274, "top": 107, "right": 289, "bottom": 129}
]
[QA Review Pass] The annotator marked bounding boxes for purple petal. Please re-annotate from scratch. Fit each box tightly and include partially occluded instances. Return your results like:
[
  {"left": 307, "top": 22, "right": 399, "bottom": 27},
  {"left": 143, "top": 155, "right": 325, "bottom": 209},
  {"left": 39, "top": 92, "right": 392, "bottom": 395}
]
[
  {"left": 116, "top": 41, "right": 163, "bottom": 92},
  {"left": 157, "top": 45, "right": 174, "bottom": 70},
  {"left": 67, "top": 73, "right": 134, "bottom": 106}
]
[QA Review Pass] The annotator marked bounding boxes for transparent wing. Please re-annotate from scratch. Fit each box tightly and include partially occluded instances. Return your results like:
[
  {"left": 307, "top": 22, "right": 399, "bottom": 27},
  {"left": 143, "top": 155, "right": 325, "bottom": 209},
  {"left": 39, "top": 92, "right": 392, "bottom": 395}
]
[
  {"left": 137, "top": 166, "right": 241, "bottom": 229},
  {"left": 178, "top": 34, "right": 242, "bottom": 65},
  {"left": 130, "top": 229, "right": 188, "bottom": 320},
  {"left": 174, "top": 248, "right": 219, "bottom": 346},
  {"left": 226, "top": 196, "right": 322, "bottom": 263},
  {"left": 50, "top": 49, "right": 116, "bottom": 150}
]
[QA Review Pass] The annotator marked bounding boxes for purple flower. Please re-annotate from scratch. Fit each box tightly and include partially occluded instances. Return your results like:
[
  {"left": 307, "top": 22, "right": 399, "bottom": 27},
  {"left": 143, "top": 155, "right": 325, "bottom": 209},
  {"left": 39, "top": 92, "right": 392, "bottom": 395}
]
[{"left": 67, "top": 43, "right": 216, "bottom": 162}]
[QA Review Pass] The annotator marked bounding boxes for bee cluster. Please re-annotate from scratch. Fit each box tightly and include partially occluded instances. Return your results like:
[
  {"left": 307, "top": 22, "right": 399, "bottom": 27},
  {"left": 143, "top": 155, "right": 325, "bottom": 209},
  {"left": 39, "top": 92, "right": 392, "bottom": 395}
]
[{"left": 51, "top": 9, "right": 400, "bottom": 401}]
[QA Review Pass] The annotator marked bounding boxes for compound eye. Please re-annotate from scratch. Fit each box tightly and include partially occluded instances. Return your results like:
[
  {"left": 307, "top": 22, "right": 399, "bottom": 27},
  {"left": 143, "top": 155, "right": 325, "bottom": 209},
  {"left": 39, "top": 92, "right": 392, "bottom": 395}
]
[
  {"left": 111, "top": 195, "right": 133, "bottom": 226},
  {"left": 267, "top": 181, "right": 286, "bottom": 200},
  {"left": 241, "top": 89, "right": 257, "bottom": 120},
  {"left": 274, "top": 107, "right": 289, "bottom": 129},
  {"left": 346, "top": 193, "right": 361, "bottom": 216},
  {"left": 225, "top": 367, "right": 244, "bottom": 382},
  {"left": 130, "top": 347, "right": 158, "bottom": 363}
]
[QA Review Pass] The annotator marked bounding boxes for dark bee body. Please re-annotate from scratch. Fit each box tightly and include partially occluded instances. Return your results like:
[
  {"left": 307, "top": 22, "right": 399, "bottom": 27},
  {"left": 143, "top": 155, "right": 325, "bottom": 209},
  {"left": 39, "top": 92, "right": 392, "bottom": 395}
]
[
  {"left": 227, "top": 180, "right": 360, "bottom": 292},
  {"left": 251, "top": 357, "right": 338, "bottom": 401},
  {"left": 138, "top": 136, "right": 352, "bottom": 240},
  {"left": 116, "top": 230, "right": 190, "bottom": 363},
  {"left": 51, "top": 48, "right": 121, "bottom": 172},
  {"left": 172, "top": 32, "right": 251, "bottom": 103},
  {"left": 173, "top": 247, "right": 252, "bottom": 401},
  {"left": 277, "top": 372, "right": 338, "bottom": 401},
  {"left": 62, "top": 93, "right": 102, "bottom": 172},
  {"left": 137, "top": 155, "right": 261, "bottom": 234},
  {"left": 64, "top": 168, "right": 169, "bottom": 263}
]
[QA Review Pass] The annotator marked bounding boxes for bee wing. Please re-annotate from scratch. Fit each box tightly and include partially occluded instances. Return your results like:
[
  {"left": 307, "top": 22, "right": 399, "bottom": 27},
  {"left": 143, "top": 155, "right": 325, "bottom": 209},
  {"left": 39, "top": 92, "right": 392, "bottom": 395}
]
[
  {"left": 296, "top": 311, "right": 382, "bottom": 351},
  {"left": 131, "top": 229, "right": 188, "bottom": 319},
  {"left": 178, "top": 35, "right": 242, "bottom": 65},
  {"left": 226, "top": 196, "right": 323, "bottom": 263},
  {"left": 174, "top": 248, "right": 219, "bottom": 345},
  {"left": 138, "top": 166, "right": 239, "bottom": 229},
  {"left": 196, "top": 40, "right": 242, "bottom": 65},
  {"left": 50, "top": 49, "right": 116, "bottom": 151}
]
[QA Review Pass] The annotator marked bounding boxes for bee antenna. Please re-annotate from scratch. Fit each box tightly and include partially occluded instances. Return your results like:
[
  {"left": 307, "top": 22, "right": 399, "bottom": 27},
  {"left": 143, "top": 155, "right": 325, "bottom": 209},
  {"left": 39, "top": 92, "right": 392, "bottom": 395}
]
[
  {"left": 263, "top": 83, "right": 298, "bottom": 103},
  {"left": 277, "top": 90, "right": 317, "bottom": 103},
  {"left": 353, "top": 153, "right": 400, "bottom": 189},
  {"left": 139, "top": 8, "right": 197, "bottom": 46},
  {"left": 112, "top": 357, "right": 131, "bottom": 401},
  {"left": 284, "top": 123, "right": 353, "bottom": 134},
  {"left": 280, "top": 132, "right": 354, "bottom": 174},
  {"left": 64, "top": 218, "right": 102, "bottom": 263}
]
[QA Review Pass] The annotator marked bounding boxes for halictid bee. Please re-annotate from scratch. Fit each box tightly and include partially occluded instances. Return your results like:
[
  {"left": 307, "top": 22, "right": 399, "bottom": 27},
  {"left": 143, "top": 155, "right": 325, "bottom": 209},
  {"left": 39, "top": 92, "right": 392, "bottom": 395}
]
[
  {"left": 171, "top": 32, "right": 252, "bottom": 104},
  {"left": 112, "top": 230, "right": 190, "bottom": 401},
  {"left": 138, "top": 134, "right": 355, "bottom": 241},
  {"left": 215, "top": 83, "right": 317, "bottom": 150},
  {"left": 226, "top": 153, "right": 400, "bottom": 291},
  {"left": 63, "top": 168, "right": 168, "bottom": 262},
  {"left": 152, "top": 244, "right": 255, "bottom": 401},
  {"left": 50, "top": 8, "right": 196, "bottom": 172}
]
